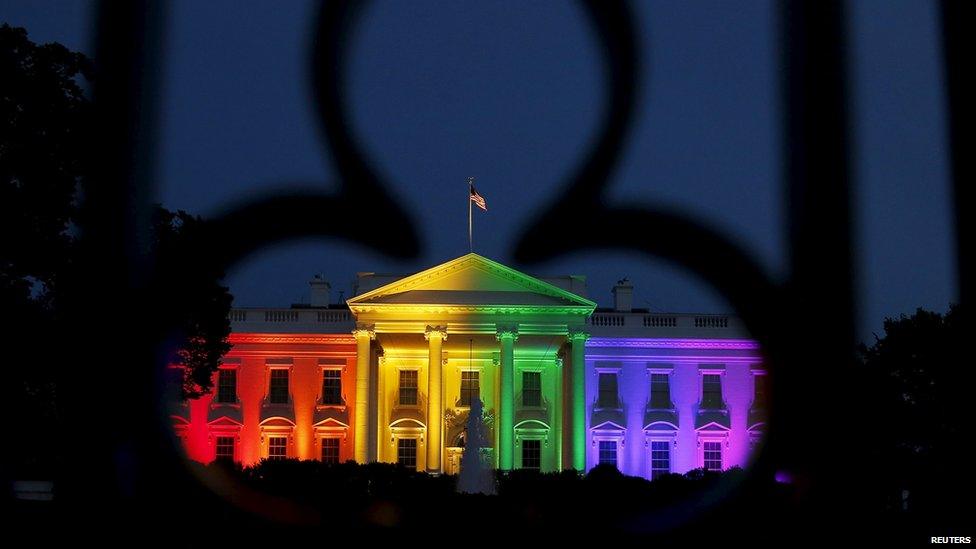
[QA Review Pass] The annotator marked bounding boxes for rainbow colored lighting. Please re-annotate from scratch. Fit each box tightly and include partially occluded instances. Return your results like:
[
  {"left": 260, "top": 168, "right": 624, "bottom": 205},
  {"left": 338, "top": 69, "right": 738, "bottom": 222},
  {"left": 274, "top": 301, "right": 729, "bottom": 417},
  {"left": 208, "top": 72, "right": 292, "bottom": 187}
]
[{"left": 171, "top": 254, "right": 766, "bottom": 479}]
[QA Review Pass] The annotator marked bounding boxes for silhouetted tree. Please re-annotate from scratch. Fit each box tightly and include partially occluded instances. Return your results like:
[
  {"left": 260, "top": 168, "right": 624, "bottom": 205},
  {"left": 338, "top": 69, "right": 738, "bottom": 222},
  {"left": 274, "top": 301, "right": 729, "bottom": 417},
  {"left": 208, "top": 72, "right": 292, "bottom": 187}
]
[
  {"left": 152, "top": 207, "right": 232, "bottom": 399},
  {"left": 1, "top": 23, "right": 93, "bottom": 475},
  {"left": 1, "top": 25, "right": 232, "bottom": 474},
  {"left": 0, "top": 23, "right": 91, "bottom": 307},
  {"left": 859, "top": 305, "right": 965, "bottom": 513}
]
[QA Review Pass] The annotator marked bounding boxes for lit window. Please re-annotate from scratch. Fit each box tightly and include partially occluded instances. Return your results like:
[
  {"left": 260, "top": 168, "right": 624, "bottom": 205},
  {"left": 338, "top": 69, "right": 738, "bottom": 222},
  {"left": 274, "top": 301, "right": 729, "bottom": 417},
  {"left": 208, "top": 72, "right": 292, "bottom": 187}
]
[
  {"left": 460, "top": 371, "right": 479, "bottom": 407},
  {"left": 215, "top": 436, "right": 234, "bottom": 462},
  {"left": 268, "top": 436, "right": 287, "bottom": 460},
  {"left": 321, "top": 438, "right": 339, "bottom": 464},
  {"left": 703, "top": 441, "right": 722, "bottom": 471},
  {"left": 598, "top": 440, "right": 617, "bottom": 467},
  {"left": 650, "top": 373, "right": 672, "bottom": 408},
  {"left": 522, "top": 440, "right": 541, "bottom": 470},
  {"left": 597, "top": 373, "right": 619, "bottom": 409},
  {"left": 322, "top": 370, "right": 342, "bottom": 405},
  {"left": 216, "top": 369, "right": 236, "bottom": 404},
  {"left": 650, "top": 441, "right": 670, "bottom": 479},
  {"left": 399, "top": 370, "right": 418, "bottom": 406},
  {"left": 522, "top": 371, "right": 541, "bottom": 407},
  {"left": 701, "top": 374, "right": 723, "bottom": 409},
  {"left": 397, "top": 438, "right": 417, "bottom": 469},
  {"left": 269, "top": 369, "right": 289, "bottom": 404}
]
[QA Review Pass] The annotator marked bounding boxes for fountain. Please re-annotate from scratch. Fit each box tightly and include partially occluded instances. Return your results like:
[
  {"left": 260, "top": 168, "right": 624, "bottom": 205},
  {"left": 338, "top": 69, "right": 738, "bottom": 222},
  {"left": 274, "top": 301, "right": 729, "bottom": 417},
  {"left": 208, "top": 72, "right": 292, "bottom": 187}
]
[{"left": 456, "top": 397, "right": 495, "bottom": 494}]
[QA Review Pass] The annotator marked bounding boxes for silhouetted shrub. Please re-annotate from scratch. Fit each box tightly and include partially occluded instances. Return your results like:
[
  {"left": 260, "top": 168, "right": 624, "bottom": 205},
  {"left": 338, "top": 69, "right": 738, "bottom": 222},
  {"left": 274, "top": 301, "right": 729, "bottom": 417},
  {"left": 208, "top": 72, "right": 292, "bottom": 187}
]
[{"left": 184, "top": 460, "right": 782, "bottom": 535}]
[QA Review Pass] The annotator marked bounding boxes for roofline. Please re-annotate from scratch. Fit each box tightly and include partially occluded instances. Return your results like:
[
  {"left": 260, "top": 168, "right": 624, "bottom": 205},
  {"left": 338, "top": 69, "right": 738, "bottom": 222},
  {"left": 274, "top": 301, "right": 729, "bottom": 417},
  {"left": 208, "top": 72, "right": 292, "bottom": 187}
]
[
  {"left": 346, "top": 253, "right": 597, "bottom": 309},
  {"left": 347, "top": 304, "right": 595, "bottom": 315}
]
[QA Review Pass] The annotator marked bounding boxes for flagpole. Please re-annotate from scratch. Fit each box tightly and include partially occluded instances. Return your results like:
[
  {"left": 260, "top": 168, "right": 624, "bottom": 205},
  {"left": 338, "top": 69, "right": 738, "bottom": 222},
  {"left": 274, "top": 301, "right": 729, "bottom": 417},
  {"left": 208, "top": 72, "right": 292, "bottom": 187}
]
[{"left": 468, "top": 176, "right": 474, "bottom": 253}]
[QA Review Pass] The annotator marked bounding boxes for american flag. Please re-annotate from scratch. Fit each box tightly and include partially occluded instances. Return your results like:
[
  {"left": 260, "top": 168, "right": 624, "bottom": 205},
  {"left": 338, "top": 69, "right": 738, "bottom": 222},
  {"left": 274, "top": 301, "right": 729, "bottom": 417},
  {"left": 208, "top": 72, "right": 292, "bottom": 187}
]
[{"left": 470, "top": 185, "right": 487, "bottom": 211}]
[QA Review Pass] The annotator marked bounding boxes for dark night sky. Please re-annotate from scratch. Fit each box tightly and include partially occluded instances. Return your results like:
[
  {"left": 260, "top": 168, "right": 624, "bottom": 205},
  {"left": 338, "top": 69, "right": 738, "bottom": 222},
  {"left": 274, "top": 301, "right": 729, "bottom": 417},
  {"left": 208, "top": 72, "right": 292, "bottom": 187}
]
[{"left": 3, "top": 1, "right": 956, "bottom": 341}]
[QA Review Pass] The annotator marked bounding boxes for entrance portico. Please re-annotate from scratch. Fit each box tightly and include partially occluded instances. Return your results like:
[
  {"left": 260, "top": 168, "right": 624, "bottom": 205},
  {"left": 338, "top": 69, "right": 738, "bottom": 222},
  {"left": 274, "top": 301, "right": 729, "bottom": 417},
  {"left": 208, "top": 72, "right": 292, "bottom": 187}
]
[{"left": 346, "top": 253, "right": 596, "bottom": 473}]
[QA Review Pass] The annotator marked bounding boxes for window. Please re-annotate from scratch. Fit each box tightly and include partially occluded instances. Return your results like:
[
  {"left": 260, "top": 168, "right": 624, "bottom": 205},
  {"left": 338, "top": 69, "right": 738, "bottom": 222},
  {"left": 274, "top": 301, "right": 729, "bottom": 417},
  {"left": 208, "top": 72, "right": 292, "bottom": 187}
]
[
  {"left": 268, "top": 436, "right": 287, "bottom": 460},
  {"left": 397, "top": 438, "right": 417, "bottom": 469},
  {"left": 598, "top": 440, "right": 617, "bottom": 467},
  {"left": 650, "top": 373, "right": 671, "bottom": 408},
  {"left": 321, "top": 369, "right": 342, "bottom": 405},
  {"left": 460, "top": 370, "right": 479, "bottom": 407},
  {"left": 399, "top": 370, "right": 418, "bottom": 406},
  {"left": 215, "top": 436, "right": 235, "bottom": 462},
  {"left": 215, "top": 369, "right": 237, "bottom": 404},
  {"left": 522, "top": 371, "right": 541, "bottom": 407},
  {"left": 522, "top": 439, "right": 541, "bottom": 470},
  {"left": 703, "top": 441, "right": 722, "bottom": 471},
  {"left": 321, "top": 438, "right": 339, "bottom": 464},
  {"left": 753, "top": 373, "right": 768, "bottom": 408},
  {"left": 597, "top": 373, "right": 619, "bottom": 408},
  {"left": 269, "top": 369, "right": 289, "bottom": 404},
  {"left": 651, "top": 441, "right": 670, "bottom": 479},
  {"left": 701, "top": 374, "right": 723, "bottom": 409}
]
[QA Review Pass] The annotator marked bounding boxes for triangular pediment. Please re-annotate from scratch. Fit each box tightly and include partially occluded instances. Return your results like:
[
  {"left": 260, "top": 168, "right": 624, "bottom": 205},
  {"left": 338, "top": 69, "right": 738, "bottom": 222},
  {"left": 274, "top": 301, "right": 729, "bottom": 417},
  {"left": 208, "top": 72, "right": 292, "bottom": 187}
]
[
  {"left": 347, "top": 253, "right": 596, "bottom": 310},
  {"left": 208, "top": 415, "right": 243, "bottom": 427},
  {"left": 695, "top": 421, "right": 731, "bottom": 432},
  {"left": 591, "top": 420, "right": 626, "bottom": 432},
  {"left": 313, "top": 417, "right": 349, "bottom": 429}
]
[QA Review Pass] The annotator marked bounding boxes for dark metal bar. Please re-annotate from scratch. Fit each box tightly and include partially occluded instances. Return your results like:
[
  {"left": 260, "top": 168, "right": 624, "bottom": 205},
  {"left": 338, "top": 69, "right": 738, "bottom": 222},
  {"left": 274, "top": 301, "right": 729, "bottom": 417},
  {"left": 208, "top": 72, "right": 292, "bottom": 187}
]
[
  {"left": 779, "top": 0, "right": 858, "bottom": 536},
  {"left": 938, "top": 0, "right": 975, "bottom": 515},
  {"left": 58, "top": 0, "right": 167, "bottom": 530},
  {"left": 940, "top": 0, "right": 972, "bottom": 310}
]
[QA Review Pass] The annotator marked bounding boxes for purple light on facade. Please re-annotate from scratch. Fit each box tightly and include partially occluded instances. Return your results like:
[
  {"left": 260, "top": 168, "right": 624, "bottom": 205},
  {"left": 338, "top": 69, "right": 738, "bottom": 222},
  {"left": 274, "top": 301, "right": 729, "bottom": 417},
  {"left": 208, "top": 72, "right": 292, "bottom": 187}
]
[
  {"left": 585, "top": 338, "right": 761, "bottom": 350},
  {"left": 775, "top": 470, "right": 793, "bottom": 484},
  {"left": 582, "top": 336, "right": 765, "bottom": 480}
]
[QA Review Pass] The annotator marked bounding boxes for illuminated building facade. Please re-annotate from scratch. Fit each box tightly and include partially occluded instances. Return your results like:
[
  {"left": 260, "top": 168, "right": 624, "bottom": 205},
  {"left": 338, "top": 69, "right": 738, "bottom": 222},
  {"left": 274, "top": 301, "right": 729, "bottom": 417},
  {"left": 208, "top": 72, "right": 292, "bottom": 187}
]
[{"left": 171, "top": 254, "right": 766, "bottom": 479}]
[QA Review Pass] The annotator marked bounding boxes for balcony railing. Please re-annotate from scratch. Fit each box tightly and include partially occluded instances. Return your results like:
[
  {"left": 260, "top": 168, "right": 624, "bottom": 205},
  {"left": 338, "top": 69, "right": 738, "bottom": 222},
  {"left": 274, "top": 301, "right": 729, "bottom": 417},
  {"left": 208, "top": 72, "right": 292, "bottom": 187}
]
[
  {"left": 585, "top": 311, "right": 745, "bottom": 337},
  {"left": 590, "top": 313, "right": 625, "bottom": 327},
  {"left": 316, "top": 310, "right": 351, "bottom": 323},
  {"left": 643, "top": 315, "right": 677, "bottom": 327},
  {"left": 265, "top": 310, "right": 298, "bottom": 322},
  {"left": 228, "top": 307, "right": 357, "bottom": 332},
  {"left": 229, "top": 307, "right": 744, "bottom": 338},
  {"left": 694, "top": 315, "right": 729, "bottom": 328}
]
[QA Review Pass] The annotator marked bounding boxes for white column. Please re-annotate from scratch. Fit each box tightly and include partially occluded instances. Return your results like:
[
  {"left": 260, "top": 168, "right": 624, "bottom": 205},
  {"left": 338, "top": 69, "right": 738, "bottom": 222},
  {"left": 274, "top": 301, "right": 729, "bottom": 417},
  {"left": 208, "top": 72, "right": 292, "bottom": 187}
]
[
  {"left": 352, "top": 323, "right": 375, "bottom": 463},
  {"left": 568, "top": 330, "right": 589, "bottom": 471},
  {"left": 497, "top": 327, "right": 518, "bottom": 470},
  {"left": 554, "top": 354, "right": 564, "bottom": 471},
  {"left": 425, "top": 325, "right": 447, "bottom": 473}
]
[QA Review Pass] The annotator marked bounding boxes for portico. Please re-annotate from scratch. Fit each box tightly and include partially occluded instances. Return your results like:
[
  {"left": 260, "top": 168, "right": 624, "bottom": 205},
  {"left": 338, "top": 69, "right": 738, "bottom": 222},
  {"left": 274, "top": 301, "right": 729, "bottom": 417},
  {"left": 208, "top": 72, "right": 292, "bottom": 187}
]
[{"left": 345, "top": 253, "right": 596, "bottom": 473}]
